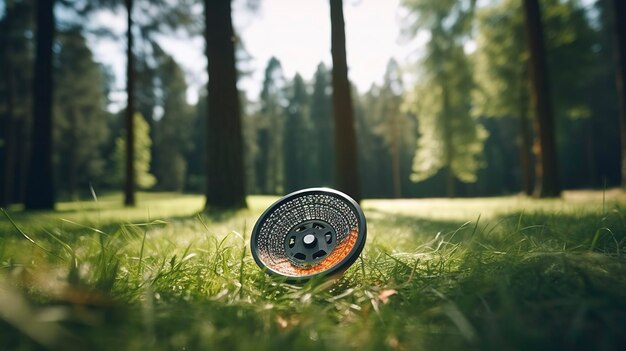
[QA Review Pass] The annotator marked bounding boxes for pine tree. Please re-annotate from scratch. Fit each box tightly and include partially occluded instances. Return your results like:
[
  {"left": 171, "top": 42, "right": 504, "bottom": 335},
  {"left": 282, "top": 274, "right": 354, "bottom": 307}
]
[
  {"left": 0, "top": 0, "right": 35, "bottom": 206},
  {"left": 523, "top": 0, "right": 560, "bottom": 197},
  {"left": 374, "top": 59, "right": 411, "bottom": 198},
  {"left": 401, "top": 0, "right": 487, "bottom": 197},
  {"left": 204, "top": 0, "right": 247, "bottom": 209},
  {"left": 25, "top": 0, "right": 56, "bottom": 209},
  {"left": 612, "top": 0, "right": 626, "bottom": 188},
  {"left": 54, "top": 28, "right": 109, "bottom": 199},
  {"left": 330, "top": 0, "right": 361, "bottom": 202},
  {"left": 257, "top": 57, "right": 286, "bottom": 194},
  {"left": 310, "top": 63, "right": 334, "bottom": 187},
  {"left": 153, "top": 52, "right": 192, "bottom": 192},
  {"left": 283, "top": 73, "right": 312, "bottom": 192}
]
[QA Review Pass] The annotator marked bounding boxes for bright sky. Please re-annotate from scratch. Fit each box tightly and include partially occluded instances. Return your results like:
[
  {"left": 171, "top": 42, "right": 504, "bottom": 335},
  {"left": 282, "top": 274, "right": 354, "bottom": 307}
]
[{"left": 89, "top": 0, "right": 423, "bottom": 111}]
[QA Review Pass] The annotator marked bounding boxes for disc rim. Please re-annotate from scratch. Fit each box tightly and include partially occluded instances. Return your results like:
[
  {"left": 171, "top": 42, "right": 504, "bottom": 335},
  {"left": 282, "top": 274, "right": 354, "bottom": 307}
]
[{"left": 250, "top": 187, "right": 367, "bottom": 282}]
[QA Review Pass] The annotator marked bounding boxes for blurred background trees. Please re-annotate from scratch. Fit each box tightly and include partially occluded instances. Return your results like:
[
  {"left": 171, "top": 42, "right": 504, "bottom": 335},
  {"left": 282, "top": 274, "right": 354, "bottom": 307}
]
[{"left": 0, "top": 0, "right": 624, "bottom": 209}]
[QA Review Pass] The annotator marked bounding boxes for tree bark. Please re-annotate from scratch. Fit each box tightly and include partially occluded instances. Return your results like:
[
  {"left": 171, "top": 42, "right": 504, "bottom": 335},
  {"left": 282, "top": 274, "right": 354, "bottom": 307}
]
[
  {"left": 612, "top": 0, "right": 626, "bottom": 189},
  {"left": 204, "top": 0, "right": 247, "bottom": 209},
  {"left": 1, "top": 48, "right": 18, "bottom": 206},
  {"left": 124, "top": 0, "right": 136, "bottom": 206},
  {"left": 24, "top": 0, "right": 55, "bottom": 210},
  {"left": 330, "top": 0, "right": 361, "bottom": 203},
  {"left": 522, "top": 0, "right": 560, "bottom": 197}
]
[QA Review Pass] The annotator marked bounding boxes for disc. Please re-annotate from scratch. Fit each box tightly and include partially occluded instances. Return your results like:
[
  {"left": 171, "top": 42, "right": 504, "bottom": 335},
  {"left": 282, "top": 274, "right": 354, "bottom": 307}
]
[{"left": 250, "top": 188, "right": 367, "bottom": 282}]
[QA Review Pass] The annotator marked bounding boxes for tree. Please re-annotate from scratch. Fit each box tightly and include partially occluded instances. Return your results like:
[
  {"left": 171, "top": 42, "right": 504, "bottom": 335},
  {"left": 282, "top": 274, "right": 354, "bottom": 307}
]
[
  {"left": 310, "top": 63, "right": 335, "bottom": 187},
  {"left": 283, "top": 73, "right": 313, "bottom": 192},
  {"left": 375, "top": 59, "right": 410, "bottom": 198},
  {"left": 0, "top": 0, "right": 35, "bottom": 207},
  {"left": 153, "top": 51, "right": 192, "bottom": 191},
  {"left": 356, "top": 84, "right": 393, "bottom": 198},
  {"left": 401, "top": 0, "right": 487, "bottom": 197},
  {"left": 111, "top": 113, "right": 156, "bottom": 190},
  {"left": 612, "top": 0, "right": 626, "bottom": 188},
  {"left": 124, "top": 0, "right": 136, "bottom": 206},
  {"left": 330, "top": 0, "right": 361, "bottom": 202},
  {"left": 204, "top": 0, "right": 247, "bottom": 209},
  {"left": 24, "top": 0, "right": 56, "bottom": 210},
  {"left": 87, "top": 0, "right": 195, "bottom": 205},
  {"left": 473, "top": 0, "right": 533, "bottom": 195},
  {"left": 475, "top": 0, "right": 605, "bottom": 193},
  {"left": 256, "top": 57, "right": 286, "bottom": 194},
  {"left": 523, "top": 0, "right": 560, "bottom": 197},
  {"left": 54, "top": 28, "right": 109, "bottom": 199}
]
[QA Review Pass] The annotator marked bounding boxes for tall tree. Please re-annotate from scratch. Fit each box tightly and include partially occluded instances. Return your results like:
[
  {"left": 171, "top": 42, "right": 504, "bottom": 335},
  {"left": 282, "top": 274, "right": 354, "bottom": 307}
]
[
  {"left": 473, "top": 0, "right": 533, "bottom": 195},
  {"left": 0, "top": 1, "right": 34, "bottom": 207},
  {"left": 54, "top": 28, "right": 109, "bottom": 199},
  {"left": 612, "top": 0, "right": 626, "bottom": 188},
  {"left": 523, "top": 0, "right": 560, "bottom": 197},
  {"left": 153, "top": 51, "right": 192, "bottom": 191},
  {"left": 283, "top": 73, "right": 312, "bottom": 192},
  {"left": 375, "top": 59, "right": 409, "bottom": 198},
  {"left": 24, "top": 0, "right": 55, "bottom": 210},
  {"left": 401, "top": 0, "right": 486, "bottom": 197},
  {"left": 124, "top": 0, "right": 136, "bottom": 206},
  {"left": 330, "top": 0, "right": 361, "bottom": 202},
  {"left": 310, "top": 63, "right": 335, "bottom": 187},
  {"left": 204, "top": 0, "right": 247, "bottom": 209},
  {"left": 256, "top": 57, "right": 286, "bottom": 194},
  {"left": 475, "top": 0, "right": 603, "bottom": 193},
  {"left": 356, "top": 84, "right": 393, "bottom": 198}
]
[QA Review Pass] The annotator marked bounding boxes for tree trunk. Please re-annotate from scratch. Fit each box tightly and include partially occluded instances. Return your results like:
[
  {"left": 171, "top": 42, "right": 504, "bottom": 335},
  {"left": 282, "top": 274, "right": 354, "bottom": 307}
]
[
  {"left": 204, "top": 0, "right": 247, "bottom": 209},
  {"left": 124, "top": 0, "right": 136, "bottom": 206},
  {"left": 1, "top": 51, "right": 18, "bottom": 206},
  {"left": 24, "top": 0, "right": 55, "bottom": 210},
  {"left": 330, "top": 0, "right": 361, "bottom": 203},
  {"left": 522, "top": 0, "right": 560, "bottom": 198},
  {"left": 612, "top": 0, "right": 626, "bottom": 189}
]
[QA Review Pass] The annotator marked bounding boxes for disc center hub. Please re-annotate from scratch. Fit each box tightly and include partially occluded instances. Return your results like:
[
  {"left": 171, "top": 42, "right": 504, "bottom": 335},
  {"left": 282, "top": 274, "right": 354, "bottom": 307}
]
[
  {"left": 284, "top": 220, "right": 338, "bottom": 266},
  {"left": 303, "top": 234, "right": 316, "bottom": 246}
]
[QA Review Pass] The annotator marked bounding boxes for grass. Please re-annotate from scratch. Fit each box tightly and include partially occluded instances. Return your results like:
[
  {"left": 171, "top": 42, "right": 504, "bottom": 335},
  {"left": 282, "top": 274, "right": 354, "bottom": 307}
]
[{"left": 1, "top": 190, "right": 626, "bottom": 350}]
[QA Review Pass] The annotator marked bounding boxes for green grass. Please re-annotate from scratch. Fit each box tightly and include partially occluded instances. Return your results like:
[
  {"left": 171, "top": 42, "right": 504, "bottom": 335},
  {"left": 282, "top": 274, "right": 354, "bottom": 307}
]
[{"left": 1, "top": 190, "right": 626, "bottom": 350}]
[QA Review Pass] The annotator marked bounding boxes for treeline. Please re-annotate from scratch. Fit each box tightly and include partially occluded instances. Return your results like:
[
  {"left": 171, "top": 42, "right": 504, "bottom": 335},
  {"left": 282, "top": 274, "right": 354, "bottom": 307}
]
[{"left": 0, "top": 0, "right": 624, "bottom": 208}]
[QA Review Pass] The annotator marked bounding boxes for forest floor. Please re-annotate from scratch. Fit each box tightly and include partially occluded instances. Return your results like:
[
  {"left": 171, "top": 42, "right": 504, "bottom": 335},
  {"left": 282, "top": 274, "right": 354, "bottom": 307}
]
[{"left": 1, "top": 190, "right": 626, "bottom": 350}]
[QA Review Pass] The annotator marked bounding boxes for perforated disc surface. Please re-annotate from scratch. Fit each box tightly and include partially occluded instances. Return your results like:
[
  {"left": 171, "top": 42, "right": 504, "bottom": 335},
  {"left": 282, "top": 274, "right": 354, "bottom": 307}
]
[{"left": 251, "top": 188, "right": 367, "bottom": 281}]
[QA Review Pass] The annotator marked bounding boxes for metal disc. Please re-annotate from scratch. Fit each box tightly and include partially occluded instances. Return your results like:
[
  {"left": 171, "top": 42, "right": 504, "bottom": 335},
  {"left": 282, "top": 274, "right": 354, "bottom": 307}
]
[{"left": 250, "top": 188, "right": 367, "bottom": 282}]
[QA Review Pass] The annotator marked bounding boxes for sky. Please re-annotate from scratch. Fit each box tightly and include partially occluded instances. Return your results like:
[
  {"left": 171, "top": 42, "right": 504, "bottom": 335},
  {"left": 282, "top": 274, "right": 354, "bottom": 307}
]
[{"left": 89, "top": 0, "right": 424, "bottom": 111}]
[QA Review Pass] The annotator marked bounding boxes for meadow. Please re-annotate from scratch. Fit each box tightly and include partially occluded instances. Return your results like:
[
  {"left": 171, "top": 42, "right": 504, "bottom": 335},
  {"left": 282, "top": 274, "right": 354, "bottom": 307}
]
[{"left": 1, "top": 190, "right": 626, "bottom": 350}]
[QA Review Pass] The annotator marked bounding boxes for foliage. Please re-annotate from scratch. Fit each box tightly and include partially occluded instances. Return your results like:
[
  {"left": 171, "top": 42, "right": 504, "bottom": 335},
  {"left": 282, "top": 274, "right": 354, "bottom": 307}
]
[
  {"left": 255, "top": 57, "right": 287, "bottom": 194},
  {"left": 1, "top": 191, "right": 626, "bottom": 350},
  {"left": 310, "top": 63, "right": 335, "bottom": 187},
  {"left": 53, "top": 28, "right": 109, "bottom": 198},
  {"left": 402, "top": 0, "right": 487, "bottom": 192},
  {"left": 283, "top": 73, "right": 314, "bottom": 192},
  {"left": 0, "top": 0, "right": 35, "bottom": 206},
  {"left": 473, "top": 0, "right": 616, "bottom": 190},
  {"left": 111, "top": 113, "right": 156, "bottom": 190},
  {"left": 373, "top": 59, "right": 415, "bottom": 197},
  {"left": 153, "top": 47, "right": 192, "bottom": 192}
]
